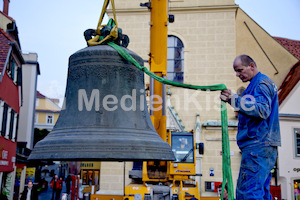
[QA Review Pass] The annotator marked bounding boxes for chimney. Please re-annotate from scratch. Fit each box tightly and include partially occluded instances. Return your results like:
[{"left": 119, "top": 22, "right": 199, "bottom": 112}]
[{"left": 3, "top": 0, "right": 10, "bottom": 15}]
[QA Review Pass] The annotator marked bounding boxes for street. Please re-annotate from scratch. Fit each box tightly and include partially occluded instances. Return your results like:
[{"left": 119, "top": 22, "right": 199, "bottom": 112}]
[{"left": 38, "top": 176, "right": 70, "bottom": 200}]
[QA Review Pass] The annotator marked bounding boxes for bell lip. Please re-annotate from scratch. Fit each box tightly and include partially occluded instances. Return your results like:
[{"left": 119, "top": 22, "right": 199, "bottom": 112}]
[
  {"left": 28, "top": 158, "right": 176, "bottom": 161},
  {"left": 28, "top": 155, "right": 176, "bottom": 162},
  {"left": 28, "top": 145, "right": 176, "bottom": 161}
]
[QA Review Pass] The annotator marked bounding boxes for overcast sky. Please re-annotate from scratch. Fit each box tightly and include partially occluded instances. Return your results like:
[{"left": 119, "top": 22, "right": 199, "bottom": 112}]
[{"left": 1, "top": 0, "right": 300, "bottom": 106}]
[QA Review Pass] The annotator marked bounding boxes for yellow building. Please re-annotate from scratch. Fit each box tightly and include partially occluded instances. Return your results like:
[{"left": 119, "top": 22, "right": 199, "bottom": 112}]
[{"left": 34, "top": 91, "right": 60, "bottom": 131}]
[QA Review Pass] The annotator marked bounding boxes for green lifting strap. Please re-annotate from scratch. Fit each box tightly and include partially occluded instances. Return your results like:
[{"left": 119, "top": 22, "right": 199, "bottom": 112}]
[{"left": 108, "top": 41, "right": 234, "bottom": 200}]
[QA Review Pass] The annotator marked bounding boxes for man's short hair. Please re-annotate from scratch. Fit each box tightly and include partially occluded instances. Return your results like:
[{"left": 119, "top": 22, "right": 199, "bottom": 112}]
[{"left": 239, "top": 54, "right": 256, "bottom": 67}]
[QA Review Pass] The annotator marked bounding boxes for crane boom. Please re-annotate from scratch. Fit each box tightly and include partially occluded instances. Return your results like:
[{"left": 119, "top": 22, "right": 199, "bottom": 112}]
[{"left": 149, "top": 0, "right": 168, "bottom": 141}]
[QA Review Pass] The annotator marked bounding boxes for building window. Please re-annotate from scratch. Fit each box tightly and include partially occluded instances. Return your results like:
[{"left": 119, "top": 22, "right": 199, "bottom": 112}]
[
  {"left": 9, "top": 110, "right": 15, "bottom": 139},
  {"left": 0, "top": 100, "right": 4, "bottom": 134},
  {"left": 36, "top": 99, "right": 39, "bottom": 107},
  {"left": 35, "top": 113, "right": 39, "bottom": 124},
  {"left": 5, "top": 107, "right": 12, "bottom": 138},
  {"left": 81, "top": 169, "right": 100, "bottom": 186},
  {"left": 1, "top": 103, "right": 8, "bottom": 136},
  {"left": 46, "top": 114, "right": 54, "bottom": 124},
  {"left": 12, "top": 114, "right": 18, "bottom": 142},
  {"left": 167, "top": 36, "right": 184, "bottom": 83},
  {"left": 205, "top": 181, "right": 215, "bottom": 192},
  {"left": 6, "top": 56, "right": 16, "bottom": 82},
  {"left": 295, "top": 129, "right": 300, "bottom": 157}
]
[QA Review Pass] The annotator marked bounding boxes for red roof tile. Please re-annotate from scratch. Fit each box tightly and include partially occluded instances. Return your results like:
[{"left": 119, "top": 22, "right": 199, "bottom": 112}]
[
  {"left": 0, "top": 28, "right": 14, "bottom": 73},
  {"left": 278, "top": 61, "right": 300, "bottom": 105},
  {"left": 36, "top": 91, "right": 46, "bottom": 98},
  {"left": 273, "top": 37, "right": 300, "bottom": 60}
]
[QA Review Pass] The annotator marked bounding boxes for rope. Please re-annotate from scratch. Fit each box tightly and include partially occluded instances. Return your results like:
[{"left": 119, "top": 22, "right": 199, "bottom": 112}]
[{"left": 107, "top": 42, "right": 234, "bottom": 200}]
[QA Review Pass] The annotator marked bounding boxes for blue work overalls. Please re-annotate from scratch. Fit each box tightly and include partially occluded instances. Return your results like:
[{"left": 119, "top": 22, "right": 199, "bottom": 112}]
[{"left": 230, "top": 72, "right": 281, "bottom": 200}]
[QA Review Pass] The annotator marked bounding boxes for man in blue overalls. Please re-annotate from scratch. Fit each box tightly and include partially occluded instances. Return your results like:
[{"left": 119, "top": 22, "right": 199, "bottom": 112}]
[{"left": 220, "top": 54, "right": 281, "bottom": 200}]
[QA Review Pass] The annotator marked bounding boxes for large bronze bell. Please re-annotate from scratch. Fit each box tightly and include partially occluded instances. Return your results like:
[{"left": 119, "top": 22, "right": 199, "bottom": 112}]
[{"left": 29, "top": 45, "right": 175, "bottom": 161}]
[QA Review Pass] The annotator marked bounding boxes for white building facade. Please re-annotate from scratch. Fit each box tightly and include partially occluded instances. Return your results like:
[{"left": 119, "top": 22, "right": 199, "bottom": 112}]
[{"left": 278, "top": 72, "right": 300, "bottom": 200}]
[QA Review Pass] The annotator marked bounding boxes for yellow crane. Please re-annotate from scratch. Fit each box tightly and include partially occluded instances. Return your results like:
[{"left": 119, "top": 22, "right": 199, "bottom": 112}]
[{"left": 122, "top": 1, "right": 201, "bottom": 200}]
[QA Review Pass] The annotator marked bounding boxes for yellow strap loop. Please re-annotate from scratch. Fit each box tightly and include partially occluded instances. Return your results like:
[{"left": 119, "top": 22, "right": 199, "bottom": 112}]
[
  {"left": 87, "top": 26, "right": 118, "bottom": 46},
  {"left": 96, "top": 0, "right": 118, "bottom": 35},
  {"left": 87, "top": 0, "right": 119, "bottom": 46}
]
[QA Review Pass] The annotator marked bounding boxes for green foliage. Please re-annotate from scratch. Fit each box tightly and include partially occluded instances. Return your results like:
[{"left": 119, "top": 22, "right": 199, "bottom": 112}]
[{"left": 33, "top": 128, "right": 50, "bottom": 146}]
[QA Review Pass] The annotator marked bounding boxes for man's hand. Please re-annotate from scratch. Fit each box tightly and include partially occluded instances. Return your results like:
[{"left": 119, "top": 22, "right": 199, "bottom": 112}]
[{"left": 220, "top": 89, "right": 233, "bottom": 102}]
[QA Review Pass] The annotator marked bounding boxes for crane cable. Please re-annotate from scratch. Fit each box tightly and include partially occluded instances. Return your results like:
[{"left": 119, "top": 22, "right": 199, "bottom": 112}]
[{"left": 87, "top": 0, "right": 234, "bottom": 199}]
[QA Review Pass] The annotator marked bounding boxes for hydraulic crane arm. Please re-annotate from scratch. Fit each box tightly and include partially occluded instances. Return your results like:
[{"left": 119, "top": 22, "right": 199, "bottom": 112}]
[{"left": 149, "top": 0, "right": 168, "bottom": 141}]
